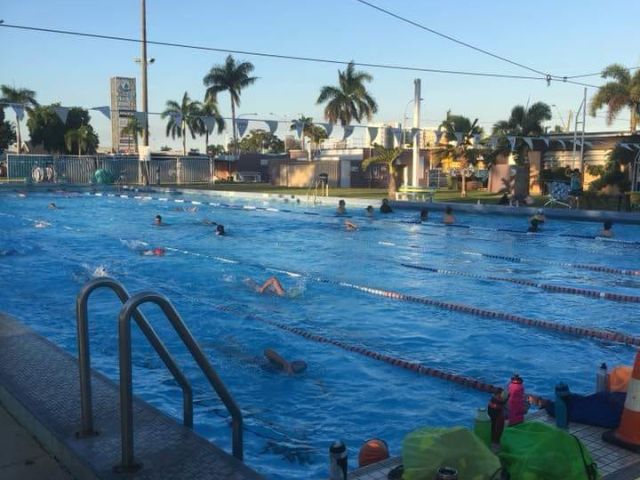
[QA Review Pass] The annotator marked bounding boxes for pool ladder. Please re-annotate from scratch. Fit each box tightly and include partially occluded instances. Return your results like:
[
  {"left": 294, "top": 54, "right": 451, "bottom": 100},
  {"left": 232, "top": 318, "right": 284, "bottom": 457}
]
[
  {"left": 75, "top": 277, "right": 243, "bottom": 472},
  {"left": 306, "top": 178, "right": 329, "bottom": 205}
]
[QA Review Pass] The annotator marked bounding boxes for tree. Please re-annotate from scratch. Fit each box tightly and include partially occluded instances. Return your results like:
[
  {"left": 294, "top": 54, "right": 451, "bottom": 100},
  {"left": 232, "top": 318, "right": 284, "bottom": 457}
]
[
  {"left": 26, "top": 105, "right": 98, "bottom": 154},
  {"left": 289, "top": 115, "right": 314, "bottom": 150},
  {"left": 203, "top": 55, "right": 257, "bottom": 154},
  {"left": 436, "top": 112, "right": 483, "bottom": 197},
  {"left": 361, "top": 145, "right": 403, "bottom": 196},
  {"left": 199, "top": 97, "right": 225, "bottom": 155},
  {"left": 228, "top": 129, "right": 284, "bottom": 154},
  {"left": 589, "top": 64, "right": 640, "bottom": 132},
  {"left": 207, "top": 144, "right": 226, "bottom": 156},
  {"left": 161, "top": 92, "right": 203, "bottom": 156},
  {"left": 0, "top": 85, "right": 38, "bottom": 154},
  {"left": 316, "top": 61, "right": 378, "bottom": 126},
  {"left": 492, "top": 102, "right": 551, "bottom": 164},
  {"left": 307, "top": 124, "right": 328, "bottom": 157},
  {"left": 121, "top": 117, "right": 144, "bottom": 139},
  {"left": 64, "top": 125, "right": 99, "bottom": 155},
  {"left": 588, "top": 143, "right": 634, "bottom": 193},
  {"left": 0, "top": 107, "right": 16, "bottom": 153}
]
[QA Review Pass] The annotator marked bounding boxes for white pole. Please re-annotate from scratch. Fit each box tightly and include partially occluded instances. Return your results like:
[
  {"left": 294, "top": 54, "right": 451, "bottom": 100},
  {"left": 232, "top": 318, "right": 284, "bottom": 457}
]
[
  {"left": 579, "top": 87, "right": 587, "bottom": 174},
  {"left": 412, "top": 79, "right": 421, "bottom": 187}
]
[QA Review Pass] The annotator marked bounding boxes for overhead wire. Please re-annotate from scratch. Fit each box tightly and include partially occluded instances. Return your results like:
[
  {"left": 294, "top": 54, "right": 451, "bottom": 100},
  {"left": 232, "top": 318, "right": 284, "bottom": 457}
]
[{"left": 0, "top": 23, "right": 598, "bottom": 87}]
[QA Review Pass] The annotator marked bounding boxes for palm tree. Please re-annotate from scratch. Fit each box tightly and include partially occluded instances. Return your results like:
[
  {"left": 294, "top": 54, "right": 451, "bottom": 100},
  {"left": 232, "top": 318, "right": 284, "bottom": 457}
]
[
  {"left": 121, "top": 117, "right": 144, "bottom": 139},
  {"left": 289, "top": 115, "right": 314, "bottom": 150},
  {"left": 199, "top": 97, "right": 225, "bottom": 154},
  {"left": 316, "top": 61, "right": 378, "bottom": 126},
  {"left": 589, "top": 64, "right": 640, "bottom": 132},
  {"left": 64, "top": 125, "right": 98, "bottom": 155},
  {"left": 492, "top": 102, "right": 551, "bottom": 164},
  {"left": 161, "top": 92, "right": 203, "bottom": 156},
  {"left": 435, "top": 112, "right": 483, "bottom": 197},
  {"left": 361, "top": 146, "right": 403, "bottom": 196},
  {"left": 203, "top": 55, "right": 257, "bottom": 154},
  {"left": 0, "top": 85, "right": 38, "bottom": 153}
]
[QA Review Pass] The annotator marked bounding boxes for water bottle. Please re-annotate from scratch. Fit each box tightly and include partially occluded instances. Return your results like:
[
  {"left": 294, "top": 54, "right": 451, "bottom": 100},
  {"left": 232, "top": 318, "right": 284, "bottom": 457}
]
[
  {"left": 436, "top": 466, "right": 458, "bottom": 479},
  {"left": 555, "top": 383, "right": 570, "bottom": 429},
  {"left": 473, "top": 407, "right": 492, "bottom": 447},
  {"left": 596, "top": 363, "right": 608, "bottom": 393},
  {"left": 328, "top": 441, "right": 347, "bottom": 480}
]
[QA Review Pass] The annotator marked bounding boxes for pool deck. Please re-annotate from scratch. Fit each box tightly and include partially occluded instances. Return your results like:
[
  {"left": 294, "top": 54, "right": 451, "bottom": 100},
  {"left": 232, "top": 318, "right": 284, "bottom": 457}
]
[
  {"left": 348, "top": 410, "right": 640, "bottom": 480},
  {"left": 0, "top": 312, "right": 264, "bottom": 480}
]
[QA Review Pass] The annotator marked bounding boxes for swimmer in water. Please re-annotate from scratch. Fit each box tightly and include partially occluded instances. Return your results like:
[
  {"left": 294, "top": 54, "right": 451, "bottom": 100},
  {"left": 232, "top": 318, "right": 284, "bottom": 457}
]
[
  {"left": 257, "top": 276, "right": 285, "bottom": 296},
  {"left": 153, "top": 214, "right": 169, "bottom": 226},
  {"left": 34, "top": 221, "right": 50, "bottom": 228},
  {"left": 344, "top": 220, "right": 358, "bottom": 231},
  {"left": 365, "top": 205, "right": 374, "bottom": 217},
  {"left": 379, "top": 198, "right": 393, "bottom": 214},
  {"left": 140, "top": 247, "right": 165, "bottom": 256},
  {"left": 264, "top": 348, "right": 307, "bottom": 375},
  {"left": 599, "top": 220, "right": 614, "bottom": 238},
  {"left": 215, "top": 224, "right": 225, "bottom": 236},
  {"left": 527, "top": 218, "right": 540, "bottom": 233},
  {"left": 443, "top": 206, "right": 456, "bottom": 225},
  {"left": 48, "top": 202, "right": 58, "bottom": 209},
  {"left": 418, "top": 208, "right": 429, "bottom": 223},
  {"left": 336, "top": 199, "right": 347, "bottom": 215}
]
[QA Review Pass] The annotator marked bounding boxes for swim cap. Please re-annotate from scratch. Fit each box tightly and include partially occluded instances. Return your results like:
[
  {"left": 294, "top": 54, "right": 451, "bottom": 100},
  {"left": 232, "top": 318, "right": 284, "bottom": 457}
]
[
  {"left": 290, "top": 360, "right": 307, "bottom": 374},
  {"left": 358, "top": 438, "right": 389, "bottom": 467},
  {"left": 152, "top": 248, "right": 165, "bottom": 256}
]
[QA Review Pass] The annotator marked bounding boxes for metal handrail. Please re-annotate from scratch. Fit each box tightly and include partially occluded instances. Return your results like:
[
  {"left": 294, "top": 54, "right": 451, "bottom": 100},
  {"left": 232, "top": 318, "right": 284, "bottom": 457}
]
[
  {"left": 76, "top": 277, "right": 193, "bottom": 437},
  {"left": 117, "top": 291, "right": 243, "bottom": 470}
]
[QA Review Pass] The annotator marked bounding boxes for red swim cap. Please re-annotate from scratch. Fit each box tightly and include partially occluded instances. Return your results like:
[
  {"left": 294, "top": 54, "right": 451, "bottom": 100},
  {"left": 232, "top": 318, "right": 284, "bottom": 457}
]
[
  {"left": 152, "top": 248, "right": 165, "bottom": 256},
  {"left": 358, "top": 438, "right": 389, "bottom": 467}
]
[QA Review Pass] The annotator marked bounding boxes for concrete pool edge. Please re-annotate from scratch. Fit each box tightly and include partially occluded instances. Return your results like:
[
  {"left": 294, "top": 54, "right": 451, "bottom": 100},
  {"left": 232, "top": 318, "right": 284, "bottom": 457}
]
[{"left": 0, "top": 312, "right": 264, "bottom": 480}]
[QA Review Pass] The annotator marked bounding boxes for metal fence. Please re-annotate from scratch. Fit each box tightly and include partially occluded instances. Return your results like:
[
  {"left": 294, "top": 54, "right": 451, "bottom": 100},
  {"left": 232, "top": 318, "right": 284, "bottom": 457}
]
[{"left": 3, "top": 154, "right": 214, "bottom": 185}]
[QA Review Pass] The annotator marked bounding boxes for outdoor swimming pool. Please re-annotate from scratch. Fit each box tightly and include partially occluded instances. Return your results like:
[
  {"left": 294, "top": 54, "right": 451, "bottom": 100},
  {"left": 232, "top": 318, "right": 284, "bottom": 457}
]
[{"left": 1, "top": 189, "right": 639, "bottom": 479}]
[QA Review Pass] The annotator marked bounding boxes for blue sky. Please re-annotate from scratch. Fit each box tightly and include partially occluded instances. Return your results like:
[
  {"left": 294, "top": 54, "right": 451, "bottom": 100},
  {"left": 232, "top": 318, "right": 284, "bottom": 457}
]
[{"left": 2, "top": 0, "right": 640, "bottom": 150}]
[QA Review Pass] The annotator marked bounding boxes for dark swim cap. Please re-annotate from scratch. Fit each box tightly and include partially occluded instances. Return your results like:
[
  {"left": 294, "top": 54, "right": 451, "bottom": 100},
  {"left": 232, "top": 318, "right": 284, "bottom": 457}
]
[{"left": 290, "top": 360, "right": 307, "bottom": 374}]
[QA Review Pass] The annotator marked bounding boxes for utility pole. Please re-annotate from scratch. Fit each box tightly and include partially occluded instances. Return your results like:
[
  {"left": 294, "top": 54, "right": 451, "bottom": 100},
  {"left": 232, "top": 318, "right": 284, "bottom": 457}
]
[
  {"left": 140, "top": 0, "right": 150, "bottom": 185},
  {"left": 412, "top": 79, "right": 421, "bottom": 187}
]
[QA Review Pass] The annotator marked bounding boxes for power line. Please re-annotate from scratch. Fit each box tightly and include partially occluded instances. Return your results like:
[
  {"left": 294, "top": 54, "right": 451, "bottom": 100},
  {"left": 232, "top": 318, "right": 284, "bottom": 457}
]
[
  {"left": 0, "top": 23, "right": 595, "bottom": 87},
  {"left": 566, "top": 66, "right": 640, "bottom": 79}
]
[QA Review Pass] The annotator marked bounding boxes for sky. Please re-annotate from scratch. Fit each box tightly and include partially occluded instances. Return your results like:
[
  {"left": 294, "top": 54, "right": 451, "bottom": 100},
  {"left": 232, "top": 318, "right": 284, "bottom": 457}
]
[{"left": 2, "top": 0, "right": 640, "bottom": 151}]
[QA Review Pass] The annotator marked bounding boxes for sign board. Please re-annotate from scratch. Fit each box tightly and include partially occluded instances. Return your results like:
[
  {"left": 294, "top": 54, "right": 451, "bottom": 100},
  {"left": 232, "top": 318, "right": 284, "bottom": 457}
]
[
  {"left": 110, "top": 77, "right": 138, "bottom": 153},
  {"left": 138, "top": 145, "right": 151, "bottom": 162}
]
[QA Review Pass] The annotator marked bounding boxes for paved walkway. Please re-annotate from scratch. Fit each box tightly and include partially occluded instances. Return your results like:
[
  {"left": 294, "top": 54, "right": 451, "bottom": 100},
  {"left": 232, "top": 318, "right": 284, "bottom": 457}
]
[{"left": 0, "top": 403, "right": 73, "bottom": 480}]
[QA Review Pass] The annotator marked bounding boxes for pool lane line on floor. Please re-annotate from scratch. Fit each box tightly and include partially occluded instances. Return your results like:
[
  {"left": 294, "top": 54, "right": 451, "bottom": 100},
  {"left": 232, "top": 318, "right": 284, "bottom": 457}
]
[
  {"left": 160, "top": 244, "right": 640, "bottom": 348},
  {"left": 401, "top": 263, "right": 640, "bottom": 303},
  {"left": 87, "top": 190, "right": 640, "bottom": 248},
  {"left": 89, "top": 190, "right": 640, "bottom": 276}
]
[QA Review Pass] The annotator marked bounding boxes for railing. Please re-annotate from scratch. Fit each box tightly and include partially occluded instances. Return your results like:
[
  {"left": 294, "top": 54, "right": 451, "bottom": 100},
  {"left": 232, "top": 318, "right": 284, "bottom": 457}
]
[
  {"left": 117, "top": 291, "right": 243, "bottom": 470},
  {"left": 76, "top": 277, "right": 193, "bottom": 438}
]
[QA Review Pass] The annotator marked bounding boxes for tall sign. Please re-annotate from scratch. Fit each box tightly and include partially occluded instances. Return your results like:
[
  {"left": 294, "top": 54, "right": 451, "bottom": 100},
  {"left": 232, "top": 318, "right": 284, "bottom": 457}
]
[{"left": 110, "top": 77, "right": 138, "bottom": 153}]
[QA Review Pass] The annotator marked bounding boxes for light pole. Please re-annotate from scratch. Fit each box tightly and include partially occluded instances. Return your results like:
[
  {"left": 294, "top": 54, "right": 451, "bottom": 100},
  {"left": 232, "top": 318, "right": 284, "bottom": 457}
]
[{"left": 139, "top": 0, "right": 150, "bottom": 185}]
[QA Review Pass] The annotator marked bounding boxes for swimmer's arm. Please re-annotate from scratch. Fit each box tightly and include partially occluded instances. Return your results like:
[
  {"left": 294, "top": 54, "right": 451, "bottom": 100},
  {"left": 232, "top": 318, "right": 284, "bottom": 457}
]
[{"left": 260, "top": 277, "right": 285, "bottom": 296}]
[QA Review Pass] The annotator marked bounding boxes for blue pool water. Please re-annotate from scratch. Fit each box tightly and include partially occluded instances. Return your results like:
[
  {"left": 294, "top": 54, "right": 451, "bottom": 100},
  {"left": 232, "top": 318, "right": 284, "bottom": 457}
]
[{"left": 1, "top": 189, "right": 639, "bottom": 479}]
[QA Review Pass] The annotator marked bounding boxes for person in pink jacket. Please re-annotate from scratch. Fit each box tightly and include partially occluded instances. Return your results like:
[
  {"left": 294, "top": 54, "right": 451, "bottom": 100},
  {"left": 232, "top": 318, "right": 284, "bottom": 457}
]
[{"left": 506, "top": 374, "right": 526, "bottom": 425}]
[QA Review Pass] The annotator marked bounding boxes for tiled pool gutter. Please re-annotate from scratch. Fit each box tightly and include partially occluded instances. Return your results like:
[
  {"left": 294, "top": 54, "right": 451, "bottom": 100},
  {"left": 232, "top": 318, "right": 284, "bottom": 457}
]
[{"left": 0, "top": 313, "right": 263, "bottom": 480}]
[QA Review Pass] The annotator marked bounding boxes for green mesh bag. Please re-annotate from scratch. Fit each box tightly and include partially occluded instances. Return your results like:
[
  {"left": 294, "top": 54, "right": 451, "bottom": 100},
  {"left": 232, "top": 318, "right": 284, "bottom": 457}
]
[
  {"left": 499, "top": 421, "right": 599, "bottom": 480},
  {"left": 402, "top": 426, "right": 501, "bottom": 480}
]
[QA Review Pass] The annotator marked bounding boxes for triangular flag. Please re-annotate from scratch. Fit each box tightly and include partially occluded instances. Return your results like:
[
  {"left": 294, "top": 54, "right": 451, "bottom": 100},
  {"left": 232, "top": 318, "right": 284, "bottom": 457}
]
[
  {"left": 294, "top": 120, "right": 304, "bottom": 138},
  {"left": 620, "top": 143, "right": 634, "bottom": 151},
  {"left": 489, "top": 137, "right": 498, "bottom": 149},
  {"left": 265, "top": 120, "right": 278, "bottom": 135},
  {"left": 202, "top": 116, "right": 217, "bottom": 134},
  {"left": 343, "top": 125, "right": 354, "bottom": 140},
  {"left": 134, "top": 111, "right": 148, "bottom": 128},
  {"left": 54, "top": 106, "right": 69, "bottom": 124},
  {"left": 393, "top": 128, "right": 403, "bottom": 145},
  {"left": 540, "top": 137, "right": 550, "bottom": 147},
  {"left": 583, "top": 141, "right": 593, "bottom": 148},
  {"left": 454, "top": 132, "right": 464, "bottom": 144},
  {"left": 507, "top": 136, "right": 517, "bottom": 151},
  {"left": 555, "top": 139, "right": 566, "bottom": 149},
  {"left": 91, "top": 106, "right": 111, "bottom": 119},
  {"left": 522, "top": 137, "right": 534, "bottom": 150},
  {"left": 434, "top": 130, "right": 444, "bottom": 144},
  {"left": 367, "top": 126, "right": 379, "bottom": 144},
  {"left": 320, "top": 123, "right": 333, "bottom": 137},
  {"left": 236, "top": 118, "right": 249, "bottom": 137},
  {"left": 12, "top": 105, "right": 25, "bottom": 121}
]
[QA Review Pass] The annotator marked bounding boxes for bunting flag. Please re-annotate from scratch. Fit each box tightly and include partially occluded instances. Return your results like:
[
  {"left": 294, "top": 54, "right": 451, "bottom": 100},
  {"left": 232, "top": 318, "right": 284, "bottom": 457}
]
[
  {"left": 265, "top": 120, "right": 278, "bottom": 135},
  {"left": 343, "top": 125, "right": 354, "bottom": 140},
  {"left": 392, "top": 128, "right": 403, "bottom": 145},
  {"left": 202, "top": 116, "right": 217, "bottom": 134},
  {"left": 489, "top": 137, "right": 498, "bottom": 149},
  {"left": 12, "top": 105, "right": 25, "bottom": 121},
  {"left": 434, "top": 130, "right": 444, "bottom": 144},
  {"left": 320, "top": 123, "right": 333, "bottom": 137},
  {"left": 91, "top": 106, "right": 111, "bottom": 119},
  {"left": 54, "top": 106, "right": 69, "bottom": 124},
  {"left": 540, "top": 137, "right": 550, "bottom": 147},
  {"left": 620, "top": 143, "right": 634, "bottom": 151},
  {"left": 294, "top": 120, "right": 304, "bottom": 138},
  {"left": 554, "top": 139, "right": 566, "bottom": 149},
  {"left": 507, "top": 136, "right": 517, "bottom": 151},
  {"left": 367, "top": 126, "right": 379, "bottom": 144},
  {"left": 236, "top": 119, "right": 249, "bottom": 137},
  {"left": 522, "top": 137, "right": 534, "bottom": 150},
  {"left": 583, "top": 141, "right": 593, "bottom": 148},
  {"left": 134, "top": 112, "right": 148, "bottom": 128},
  {"left": 454, "top": 132, "right": 464, "bottom": 144},
  {"left": 169, "top": 112, "right": 182, "bottom": 126}
]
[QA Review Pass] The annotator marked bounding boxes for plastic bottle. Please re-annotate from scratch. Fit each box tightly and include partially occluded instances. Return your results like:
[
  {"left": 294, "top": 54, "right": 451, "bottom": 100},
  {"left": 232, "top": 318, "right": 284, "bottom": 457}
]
[
  {"left": 473, "top": 407, "right": 492, "bottom": 447},
  {"left": 328, "top": 441, "right": 348, "bottom": 480},
  {"left": 555, "top": 383, "right": 570, "bottom": 429},
  {"left": 507, "top": 374, "right": 525, "bottom": 426},
  {"left": 596, "top": 363, "right": 609, "bottom": 393}
]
